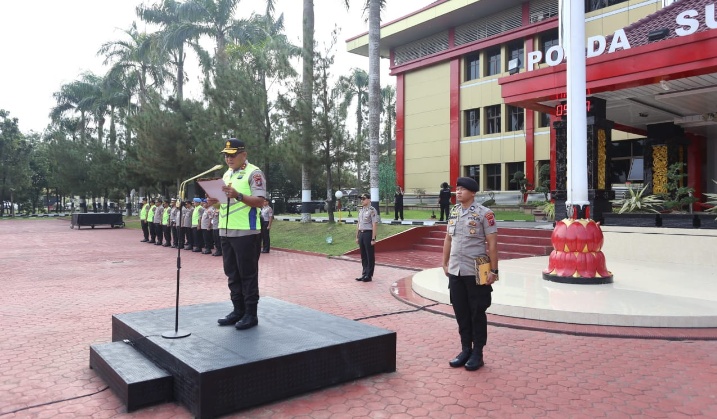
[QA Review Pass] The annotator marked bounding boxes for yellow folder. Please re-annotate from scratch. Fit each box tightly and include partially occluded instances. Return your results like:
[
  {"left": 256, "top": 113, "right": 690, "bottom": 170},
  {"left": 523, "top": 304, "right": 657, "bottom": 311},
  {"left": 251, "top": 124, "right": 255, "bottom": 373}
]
[{"left": 475, "top": 255, "right": 491, "bottom": 285}]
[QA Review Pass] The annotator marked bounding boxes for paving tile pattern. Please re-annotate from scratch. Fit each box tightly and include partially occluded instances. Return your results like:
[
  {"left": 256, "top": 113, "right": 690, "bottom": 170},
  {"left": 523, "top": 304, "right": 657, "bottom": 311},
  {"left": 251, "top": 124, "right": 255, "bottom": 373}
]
[{"left": 1, "top": 219, "right": 716, "bottom": 418}]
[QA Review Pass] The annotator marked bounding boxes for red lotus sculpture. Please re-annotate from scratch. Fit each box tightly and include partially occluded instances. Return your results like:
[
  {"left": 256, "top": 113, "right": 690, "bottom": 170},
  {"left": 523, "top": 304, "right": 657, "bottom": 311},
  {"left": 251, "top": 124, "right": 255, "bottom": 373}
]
[{"left": 543, "top": 219, "right": 613, "bottom": 284}]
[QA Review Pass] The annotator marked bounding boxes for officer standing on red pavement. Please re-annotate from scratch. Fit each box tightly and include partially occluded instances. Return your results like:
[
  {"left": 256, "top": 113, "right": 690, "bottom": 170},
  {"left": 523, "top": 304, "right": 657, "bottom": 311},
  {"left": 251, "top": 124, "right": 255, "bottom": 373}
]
[
  {"left": 355, "top": 193, "right": 379, "bottom": 282},
  {"left": 209, "top": 138, "right": 266, "bottom": 331},
  {"left": 139, "top": 198, "right": 150, "bottom": 242},
  {"left": 443, "top": 177, "right": 499, "bottom": 372}
]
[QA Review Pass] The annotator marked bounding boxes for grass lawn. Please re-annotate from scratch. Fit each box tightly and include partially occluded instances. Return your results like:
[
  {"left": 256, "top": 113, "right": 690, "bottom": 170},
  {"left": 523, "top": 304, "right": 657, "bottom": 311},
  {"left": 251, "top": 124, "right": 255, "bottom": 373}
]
[{"left": 270, "top": 221, "right": 413, "bottom": 256}]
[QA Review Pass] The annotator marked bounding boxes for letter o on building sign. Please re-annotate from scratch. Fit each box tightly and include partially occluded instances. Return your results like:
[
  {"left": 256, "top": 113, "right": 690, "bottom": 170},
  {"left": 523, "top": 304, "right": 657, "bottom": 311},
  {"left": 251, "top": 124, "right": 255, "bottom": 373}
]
[{"left": 545, "top": 45, "right": 564, "bottom": 66}]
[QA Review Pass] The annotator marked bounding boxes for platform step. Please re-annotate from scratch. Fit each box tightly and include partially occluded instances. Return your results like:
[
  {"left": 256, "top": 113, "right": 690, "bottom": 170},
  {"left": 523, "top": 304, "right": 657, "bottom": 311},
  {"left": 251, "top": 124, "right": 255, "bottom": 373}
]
[
  {"left": 414, "top": 243, "right": 443, "bottom": 252},
  {"left": 90, "top": 341, "right": 173, "bottom": 412}
]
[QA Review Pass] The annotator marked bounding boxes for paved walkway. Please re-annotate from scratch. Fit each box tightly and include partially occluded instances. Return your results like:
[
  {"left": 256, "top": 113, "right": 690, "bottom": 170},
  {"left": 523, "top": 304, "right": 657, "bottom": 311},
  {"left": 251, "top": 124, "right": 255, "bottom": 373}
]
[{"left": 1, "top": 219, "right": 716, "bottom": 418}]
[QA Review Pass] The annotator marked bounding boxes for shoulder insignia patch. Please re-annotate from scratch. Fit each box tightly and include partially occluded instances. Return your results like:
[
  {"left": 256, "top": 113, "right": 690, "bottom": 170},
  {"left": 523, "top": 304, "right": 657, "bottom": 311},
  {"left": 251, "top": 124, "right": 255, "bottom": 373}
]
[
  {"left": 486, "top": 212, "right": 495, "bottom": 226},
  {"left": 252, "top": 173, "right": 263, "bottom": 187}
]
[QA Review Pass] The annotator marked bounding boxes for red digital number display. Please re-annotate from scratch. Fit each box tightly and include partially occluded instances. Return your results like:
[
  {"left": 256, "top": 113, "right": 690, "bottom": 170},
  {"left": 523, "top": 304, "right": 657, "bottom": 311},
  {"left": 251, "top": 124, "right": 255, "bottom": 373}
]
[{"left": 555, "top": 100, "right": 592, "bottom": 116}]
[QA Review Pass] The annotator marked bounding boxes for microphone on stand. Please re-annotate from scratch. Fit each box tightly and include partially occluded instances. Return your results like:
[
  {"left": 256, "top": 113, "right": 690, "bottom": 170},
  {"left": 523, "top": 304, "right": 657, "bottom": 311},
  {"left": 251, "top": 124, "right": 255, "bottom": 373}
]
[{"left": 162, "top": 164, "right": 223, "bottom": 340}]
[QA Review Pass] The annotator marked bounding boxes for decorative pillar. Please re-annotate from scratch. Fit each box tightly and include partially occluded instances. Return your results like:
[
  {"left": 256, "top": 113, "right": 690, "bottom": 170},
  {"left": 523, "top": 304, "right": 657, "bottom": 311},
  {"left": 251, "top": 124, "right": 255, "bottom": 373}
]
[{"left": 543, "top": 0, "right": 612, "bottom": 284}]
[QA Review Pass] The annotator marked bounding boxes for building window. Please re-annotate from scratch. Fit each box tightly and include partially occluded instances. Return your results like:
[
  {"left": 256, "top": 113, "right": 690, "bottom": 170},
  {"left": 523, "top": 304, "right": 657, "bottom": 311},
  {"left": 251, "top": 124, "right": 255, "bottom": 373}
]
[
  {"left": 486, "top": 164, "right": 501, "bottom": 191},
  {"left": 486, "top": 46, "right": 501, "bottom": 76},
  {"left": 610, "top": 139, "right": 645, "bottom": 183},
  {"left": 465, "top": 108, "right": 480, "bottom": 137},
  {"left": 465, "top": 52, "right": 480, "bottom": 81},
  {"left": 486, "top": 105, "right": 501, "bottom": 134},
  {"left": 539, "top": 112, "right": 551, "bottom": 128},
  {"left": 506, "top": 40, "right": 524, "bottom": 72},
  {"left": 586, "top": 0, "right": 629, "bottom": 12},
  {"left": 506, "top": 162, "right": 524, "bottom": 191},
  {"left": 507, "top": 106, "right": 524, "bottom": 132},
  {"left": 541, "top": 29, "right": 560, "bottom": 55},
  {"left": 466, "top": 165, "right": 480, "bottom": 187}
]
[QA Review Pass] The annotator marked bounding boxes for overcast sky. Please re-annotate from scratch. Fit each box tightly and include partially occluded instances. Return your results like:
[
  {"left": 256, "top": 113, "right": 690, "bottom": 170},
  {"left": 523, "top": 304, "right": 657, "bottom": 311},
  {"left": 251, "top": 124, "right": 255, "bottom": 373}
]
[{"left": 0, "top": 0, "right": 434, "bottom": 134}]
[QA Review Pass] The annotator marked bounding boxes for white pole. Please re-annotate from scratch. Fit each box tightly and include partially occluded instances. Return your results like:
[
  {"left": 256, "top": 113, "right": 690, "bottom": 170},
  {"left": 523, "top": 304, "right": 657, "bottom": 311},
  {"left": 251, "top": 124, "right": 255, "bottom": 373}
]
[{"left": 565, "top": 0, "right": 589, "bottom": 216}]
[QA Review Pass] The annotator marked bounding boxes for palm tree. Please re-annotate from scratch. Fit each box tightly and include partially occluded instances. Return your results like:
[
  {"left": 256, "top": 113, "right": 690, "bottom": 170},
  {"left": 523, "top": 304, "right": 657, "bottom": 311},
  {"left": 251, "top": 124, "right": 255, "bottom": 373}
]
[
  {"left": 339, "top": 68, "right": 368, "bottom": 193},
  {"left": 137, "top": 0, "right": 198, "bottom": 102},
  {"left": 50, "top": 72, "right": 107, "bottom": 144},
  {"left": 380, "top": 84, "right": 395, "bottom": 159},
  {"left": 98, "top": 22, "right": 169, "bottom": 106},
  {"left": 176, "top": 0, "right": 255, "bottom": 79}
]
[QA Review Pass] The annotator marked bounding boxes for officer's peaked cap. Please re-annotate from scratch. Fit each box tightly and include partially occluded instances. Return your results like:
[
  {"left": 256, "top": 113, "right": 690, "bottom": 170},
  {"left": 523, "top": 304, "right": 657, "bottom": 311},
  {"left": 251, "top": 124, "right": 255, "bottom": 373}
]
[{"left": 221, "top": 138, "right": 245, "bottom": 154}]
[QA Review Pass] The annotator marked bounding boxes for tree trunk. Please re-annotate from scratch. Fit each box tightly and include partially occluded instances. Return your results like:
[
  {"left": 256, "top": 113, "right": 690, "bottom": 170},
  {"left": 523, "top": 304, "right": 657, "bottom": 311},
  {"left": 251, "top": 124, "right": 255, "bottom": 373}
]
[
  {"left": 368, "top": 0, "right": 381, "bottom": 212},
  {"left": 300, "top": 0, "right": 314, "bottom": 223}
]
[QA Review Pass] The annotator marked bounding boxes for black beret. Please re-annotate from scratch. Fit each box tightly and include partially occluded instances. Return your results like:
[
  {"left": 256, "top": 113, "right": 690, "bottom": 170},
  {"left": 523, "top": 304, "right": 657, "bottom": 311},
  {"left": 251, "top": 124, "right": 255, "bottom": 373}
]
[{"left": 456, "top": 177, "right": 479, "bottom": 192}]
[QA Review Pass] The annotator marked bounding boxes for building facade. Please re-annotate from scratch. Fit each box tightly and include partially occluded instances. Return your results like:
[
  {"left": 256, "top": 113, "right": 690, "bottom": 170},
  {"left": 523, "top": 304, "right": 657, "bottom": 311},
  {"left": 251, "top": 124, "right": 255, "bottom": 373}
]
[{"left": 347, "top": 0, "right": 717, "bottom": 202}]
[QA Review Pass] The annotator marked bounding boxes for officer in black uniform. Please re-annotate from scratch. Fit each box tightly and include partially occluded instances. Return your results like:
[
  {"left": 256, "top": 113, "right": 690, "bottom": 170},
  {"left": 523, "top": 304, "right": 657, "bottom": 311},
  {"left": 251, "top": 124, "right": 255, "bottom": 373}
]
[
  {"left": 438, "top": 182, "right": 452, "bottom": 221},
  {"left": 355, "top": 193, "right": 379, "bottom": 282}
]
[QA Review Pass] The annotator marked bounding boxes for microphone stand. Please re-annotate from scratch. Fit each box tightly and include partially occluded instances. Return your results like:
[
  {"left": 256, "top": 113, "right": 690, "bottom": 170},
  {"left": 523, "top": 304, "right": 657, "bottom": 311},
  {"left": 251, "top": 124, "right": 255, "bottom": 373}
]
[{"left": 162, "top": 165, "right": 223, "bottom": 339}]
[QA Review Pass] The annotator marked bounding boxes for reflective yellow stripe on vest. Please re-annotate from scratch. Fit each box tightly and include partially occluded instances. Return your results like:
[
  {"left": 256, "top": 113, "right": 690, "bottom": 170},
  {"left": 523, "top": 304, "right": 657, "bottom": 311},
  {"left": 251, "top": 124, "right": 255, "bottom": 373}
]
[{"left": 219, "top": 163, "right": 260, "bottom": 230}]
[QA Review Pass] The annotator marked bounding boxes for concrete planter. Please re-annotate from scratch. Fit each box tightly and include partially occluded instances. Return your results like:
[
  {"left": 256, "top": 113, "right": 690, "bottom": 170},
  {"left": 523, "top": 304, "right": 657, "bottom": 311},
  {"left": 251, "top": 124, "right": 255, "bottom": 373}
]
[{"left": 601, "top": 212, "right": 717, "bottom": 229}]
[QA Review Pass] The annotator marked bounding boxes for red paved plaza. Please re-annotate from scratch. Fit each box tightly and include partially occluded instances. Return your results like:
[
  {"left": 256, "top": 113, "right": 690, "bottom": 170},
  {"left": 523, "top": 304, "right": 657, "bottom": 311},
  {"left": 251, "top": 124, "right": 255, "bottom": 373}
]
[{"left": 1, "top": 219, "right": 716, "bottom": 418}]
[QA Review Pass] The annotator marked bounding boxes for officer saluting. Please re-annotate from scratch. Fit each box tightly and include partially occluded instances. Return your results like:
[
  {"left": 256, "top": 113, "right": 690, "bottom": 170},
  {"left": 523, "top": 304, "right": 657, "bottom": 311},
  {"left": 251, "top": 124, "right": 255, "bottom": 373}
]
[
  {"left": 209, "top": 138, "right": 266, "bottom": 331},
  {"left": 355, "top": 193, "right": 379, "bottom": 282}
]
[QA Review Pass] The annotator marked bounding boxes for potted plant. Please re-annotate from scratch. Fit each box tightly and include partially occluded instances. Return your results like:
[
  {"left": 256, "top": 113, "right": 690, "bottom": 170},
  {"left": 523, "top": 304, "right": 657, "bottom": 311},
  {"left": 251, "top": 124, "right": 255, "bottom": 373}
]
[
  {"left": 603, "top": 183, "right": 665, "bottom": 227},
  {"left": 510, "top": 171, "right": 532, "bottom": 204}
]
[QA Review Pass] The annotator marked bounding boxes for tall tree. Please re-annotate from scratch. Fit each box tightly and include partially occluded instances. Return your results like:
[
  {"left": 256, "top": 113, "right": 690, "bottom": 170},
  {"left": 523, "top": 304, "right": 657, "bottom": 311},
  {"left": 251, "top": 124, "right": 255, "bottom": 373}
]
[
  {"left": 137, "top": 0, "right": 197, "bottom": 102},
  {"left": 367, "top": 0, "right": 381, "bottom": 211},
  {"left": 380, "top": 84, "right": 396, "bottom": 159},
  {"left": 339, "top": 68, "right": 368, "bottom": 193},
  {"left": 0, "top": 111, "right": 31, "bottom": 215},
  {"left": 99, "top": 23, "right": 168, "bottom": 107},
  {"left": 299, "top": 0, "right": 315, "bottom": 222}
]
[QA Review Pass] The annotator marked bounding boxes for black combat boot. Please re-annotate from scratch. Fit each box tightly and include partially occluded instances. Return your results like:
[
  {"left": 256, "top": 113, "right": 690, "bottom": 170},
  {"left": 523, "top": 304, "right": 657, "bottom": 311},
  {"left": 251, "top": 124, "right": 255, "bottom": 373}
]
[
  {"left": 464, "top": 348, "right": 484, "bottom": 371},
  {"left": 235, "top": 304, "right": 258, "bottom": 330},
  {"left": 217, "top": 300, "right": 245, "bottom": 326},
  {"left": 449, "top": 345, "right": 472, "bottom": 368}
]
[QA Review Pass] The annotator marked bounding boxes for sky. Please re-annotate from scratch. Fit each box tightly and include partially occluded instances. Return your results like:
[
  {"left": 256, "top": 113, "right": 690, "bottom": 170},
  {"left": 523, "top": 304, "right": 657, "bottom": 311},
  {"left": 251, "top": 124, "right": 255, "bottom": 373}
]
[{"left": 0, "top": 0, "right": 435, "bottom": 134}]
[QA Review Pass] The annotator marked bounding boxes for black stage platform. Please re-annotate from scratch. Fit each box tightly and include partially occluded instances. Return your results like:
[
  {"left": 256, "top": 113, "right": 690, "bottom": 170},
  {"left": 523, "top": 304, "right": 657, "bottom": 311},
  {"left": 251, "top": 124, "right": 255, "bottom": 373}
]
[
  {"left": 71, "top": 213, "right": 124, "bottom": 229},
  {"left": 90, "top": 297, "right": 396, "bottom": 418}
]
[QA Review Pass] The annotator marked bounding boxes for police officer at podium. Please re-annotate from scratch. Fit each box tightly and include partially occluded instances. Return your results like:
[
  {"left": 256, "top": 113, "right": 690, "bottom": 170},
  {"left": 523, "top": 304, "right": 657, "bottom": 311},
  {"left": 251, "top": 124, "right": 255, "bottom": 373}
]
[{"left": 208, "top": 138, "right": 266, "bottom": 331}]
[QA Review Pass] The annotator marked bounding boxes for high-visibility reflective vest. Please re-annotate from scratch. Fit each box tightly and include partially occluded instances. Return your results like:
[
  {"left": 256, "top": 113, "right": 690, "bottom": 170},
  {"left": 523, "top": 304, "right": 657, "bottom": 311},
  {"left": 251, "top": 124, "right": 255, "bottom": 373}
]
[
  {"left": 147, "top": 204, "right": 156, "bottom": 222},
  {"left": 139, "top": 203, "right": 149, "bottom": 220},
  {"left": 191, "top": 205, "right": 202, "bottom": 227},
  {"left": 219, "top": 163, "right": 259, "bottom": 230},
  {"left": 161, "top": 206, "right": 170, "bottom": 225}
]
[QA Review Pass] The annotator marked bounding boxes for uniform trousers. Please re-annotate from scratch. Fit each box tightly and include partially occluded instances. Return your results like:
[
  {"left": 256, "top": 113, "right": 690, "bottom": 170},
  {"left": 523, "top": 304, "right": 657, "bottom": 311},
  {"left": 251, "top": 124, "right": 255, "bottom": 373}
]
[
  {"left": 260, "top": 219, "right": 270, "bottom": 251},
  {"left": 172, "top": 225, "right": 179, "bottom": 246},
  {"left": 163, "top": 224, "right": 171, "bottom": 244},
  {"left": 394, "top": 204, "right": 403, "bottom": 221},
  {"left": 155, "top": 223, "right": 163, "bottom": 244},
  {"left": 181, "top": 226, "right": 192, "bottom": 248},
  {"left": 439, "top": 203, "right": 450, "bottom": 221},
  {"left": 448, "top": 274, "right": 492, "bottom": 349},
  {"left": 192, "top": 227, "right": 204, "bottom": 249},
  {"left": 148, "top": 221, "right": 156, "bottom": 241},
  {"left": 202, "top": 229, "right": 214, "bottom": 251},
  {"left": 212, "top": 229, "right": 221, "bottom": 254},
  {"left": 141, "top": 220, "right": 149, "bottom": 240},
  {"left": 221, "top": 234, "right": 261, "bottom": 313},
  {"left": 358, "top": 230, "right": 375, "bottom": 278}
]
